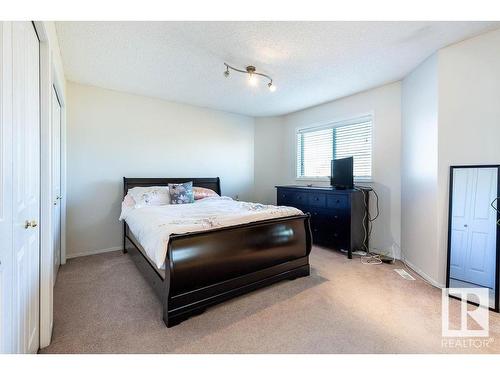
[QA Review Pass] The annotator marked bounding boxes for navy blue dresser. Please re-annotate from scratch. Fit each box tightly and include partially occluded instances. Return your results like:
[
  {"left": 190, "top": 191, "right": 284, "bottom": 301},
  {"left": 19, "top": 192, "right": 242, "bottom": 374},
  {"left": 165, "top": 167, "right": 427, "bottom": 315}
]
[{"left": 276, "top": 185, "right": 368, "bottom": 259}]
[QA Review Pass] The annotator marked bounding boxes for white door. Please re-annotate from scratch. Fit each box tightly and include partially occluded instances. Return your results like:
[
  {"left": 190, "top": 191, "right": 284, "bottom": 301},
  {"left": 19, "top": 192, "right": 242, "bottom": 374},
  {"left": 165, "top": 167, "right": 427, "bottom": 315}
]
[
  {"left": 0, "top": 21, "right": 14, "bottom": 354},
  {"left": 12, "top": 21, "right": 40, "bottom": 354},
  {"left": 52, "top": 86, "right": 61, "bottom": 284},
  {"left": 450, "top": 167, "right": 498, "bottom": 289}
]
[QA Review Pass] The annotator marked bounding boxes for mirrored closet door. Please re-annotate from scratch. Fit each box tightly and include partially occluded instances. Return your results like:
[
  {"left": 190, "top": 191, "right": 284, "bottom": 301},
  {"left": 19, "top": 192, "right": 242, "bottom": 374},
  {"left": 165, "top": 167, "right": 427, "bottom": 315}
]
[{"left": 447, "top": 165, "right": 500, "bottom": 311}]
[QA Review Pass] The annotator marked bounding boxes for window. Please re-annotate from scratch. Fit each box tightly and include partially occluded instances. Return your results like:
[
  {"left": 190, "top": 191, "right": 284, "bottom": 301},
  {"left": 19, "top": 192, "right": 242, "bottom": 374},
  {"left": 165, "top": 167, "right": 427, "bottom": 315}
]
[{"left": 296, "top": 116, "right": 372, "bottom": 180}]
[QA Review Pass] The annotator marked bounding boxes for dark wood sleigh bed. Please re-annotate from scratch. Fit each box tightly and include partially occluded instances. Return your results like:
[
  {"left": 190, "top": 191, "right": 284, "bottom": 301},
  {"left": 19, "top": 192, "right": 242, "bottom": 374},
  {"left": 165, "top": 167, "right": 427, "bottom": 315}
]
[{"left": 123, "top": 177, "right": 313, "bottom": 327}]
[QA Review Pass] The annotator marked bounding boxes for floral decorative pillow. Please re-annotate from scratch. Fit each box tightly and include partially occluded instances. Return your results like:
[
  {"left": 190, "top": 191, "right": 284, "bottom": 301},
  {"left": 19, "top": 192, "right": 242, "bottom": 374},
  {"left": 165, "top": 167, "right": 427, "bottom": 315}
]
[
  {"left": 193, "top": 187, "right": 219, "bottom": 200},
  {"left": 127, "top": 186, "right": 170, "bottom": 208},
  {"left": 168, "top": 182, "right": 195, "bottom": 204}
]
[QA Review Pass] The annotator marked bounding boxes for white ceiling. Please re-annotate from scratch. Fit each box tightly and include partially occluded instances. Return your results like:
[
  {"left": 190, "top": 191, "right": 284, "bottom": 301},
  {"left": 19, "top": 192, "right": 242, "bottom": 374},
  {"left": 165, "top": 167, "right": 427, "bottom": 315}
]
[{"left": 56, "top": 21, "right": 500, "bottom": 117}]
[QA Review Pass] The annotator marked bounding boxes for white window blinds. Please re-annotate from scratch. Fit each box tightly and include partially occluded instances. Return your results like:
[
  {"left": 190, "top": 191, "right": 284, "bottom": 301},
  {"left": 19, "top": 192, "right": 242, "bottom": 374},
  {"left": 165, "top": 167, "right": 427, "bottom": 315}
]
[{"left": 296, "top": 116, "right": 372, "bottom": 180}]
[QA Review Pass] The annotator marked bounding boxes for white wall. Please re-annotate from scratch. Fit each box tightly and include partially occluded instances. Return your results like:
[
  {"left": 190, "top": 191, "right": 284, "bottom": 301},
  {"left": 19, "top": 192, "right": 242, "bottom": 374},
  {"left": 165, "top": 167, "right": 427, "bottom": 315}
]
[
  {"left": 436, "top": 28, "right": 500, "bottom": 285},
  {"left": 254, "top": 116, "right": 286, "bottom": 204},
  {"left": 66, "top": 82, "right": 254, "bottom": 258},
  {"left": 254, "top": 82, "right": 402, "bottom": 256},
  {"left": 401, "top": 54, "right": 440, "bottom": 285},
  {"left": 400, "top": 28, "right": 500, "bottom": 286}
]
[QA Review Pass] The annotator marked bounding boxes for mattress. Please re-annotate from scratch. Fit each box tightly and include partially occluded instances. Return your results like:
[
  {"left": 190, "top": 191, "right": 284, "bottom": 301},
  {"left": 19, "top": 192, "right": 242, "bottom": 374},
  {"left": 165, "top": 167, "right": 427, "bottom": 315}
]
[{"left": 120, "top": 196, "right": 303, "bottom": 269}]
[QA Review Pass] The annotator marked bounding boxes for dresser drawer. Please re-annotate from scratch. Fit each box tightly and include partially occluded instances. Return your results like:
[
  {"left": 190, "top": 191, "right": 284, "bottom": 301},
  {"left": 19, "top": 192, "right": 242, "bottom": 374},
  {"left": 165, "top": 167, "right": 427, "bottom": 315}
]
[
  {"left": 312, "top": 229, "right": 349, "bottom": 250},
  {"left": 310, "top": 209, "right": 348, "bottom": 225},
  {"left": 323, "top": 230, "right": 350, "bottom": 250},
  {"left": 292, "top": 191, "right": 309, "bottom": 206},
  {"left": 277, "top": 190, "right": 294, "bottom": 206},
  {"left": 309, "top": 192, "right": 326, "bottom": 207},
  {"left": 310, "top": 211, "right": 348, "bottom": 235},
  {"left": 277, "top": 189, "right": 309, "bottom": 208},
  {"left": 327, "top": 194, "right": 348, "bottom": 209},
  {"left": 330, "top": 210, "right": 350, "bottom": 228}
]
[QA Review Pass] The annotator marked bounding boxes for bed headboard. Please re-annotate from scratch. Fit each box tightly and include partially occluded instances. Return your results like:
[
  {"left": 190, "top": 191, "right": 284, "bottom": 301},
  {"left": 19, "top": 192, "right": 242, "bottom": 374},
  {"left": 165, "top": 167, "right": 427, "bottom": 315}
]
[{"left": 123, "top": 177, "right": 221, "bottom": 197}]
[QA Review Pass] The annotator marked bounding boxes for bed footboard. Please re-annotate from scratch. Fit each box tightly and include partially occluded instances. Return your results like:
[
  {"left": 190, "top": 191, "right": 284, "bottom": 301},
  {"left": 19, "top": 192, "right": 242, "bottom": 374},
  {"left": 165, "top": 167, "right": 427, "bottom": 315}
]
[{"left": 162, "top": 214, "right": 312, "bottom": 327}]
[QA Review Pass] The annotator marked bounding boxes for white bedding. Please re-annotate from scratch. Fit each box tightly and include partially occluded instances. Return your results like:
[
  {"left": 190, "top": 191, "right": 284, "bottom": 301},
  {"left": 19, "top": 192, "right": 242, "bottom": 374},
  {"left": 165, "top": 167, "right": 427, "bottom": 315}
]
[{"left": 120, "top": 196, "right": 303, "bottom": 268}]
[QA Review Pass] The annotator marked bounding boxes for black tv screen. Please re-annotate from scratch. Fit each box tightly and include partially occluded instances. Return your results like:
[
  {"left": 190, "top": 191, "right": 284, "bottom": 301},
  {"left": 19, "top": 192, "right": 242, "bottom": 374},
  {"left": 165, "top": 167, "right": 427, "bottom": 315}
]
[{"left": 331, "top": 157, "right": 354, "bottom": 189}]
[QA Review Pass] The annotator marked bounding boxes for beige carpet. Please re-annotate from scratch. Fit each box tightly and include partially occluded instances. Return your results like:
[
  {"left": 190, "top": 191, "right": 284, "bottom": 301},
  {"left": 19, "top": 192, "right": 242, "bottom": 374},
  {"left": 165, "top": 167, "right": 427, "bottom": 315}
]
[{"left": 40, "top": 247, "right": 500, "bottom": 354}]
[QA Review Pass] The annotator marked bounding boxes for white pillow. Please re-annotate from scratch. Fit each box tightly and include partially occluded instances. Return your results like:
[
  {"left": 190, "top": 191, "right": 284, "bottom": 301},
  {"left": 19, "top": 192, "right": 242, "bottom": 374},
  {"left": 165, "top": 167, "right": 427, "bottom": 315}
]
[{"left": 127, "top": 186, "right": 170, "bottom": 208}]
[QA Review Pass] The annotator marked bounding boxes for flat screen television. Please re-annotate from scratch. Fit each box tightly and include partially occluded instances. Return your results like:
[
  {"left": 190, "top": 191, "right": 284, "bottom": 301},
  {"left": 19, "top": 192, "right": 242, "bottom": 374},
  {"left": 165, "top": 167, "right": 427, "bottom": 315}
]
[{"left": 330, "top": 157, "right": 354, "bottom": 189}]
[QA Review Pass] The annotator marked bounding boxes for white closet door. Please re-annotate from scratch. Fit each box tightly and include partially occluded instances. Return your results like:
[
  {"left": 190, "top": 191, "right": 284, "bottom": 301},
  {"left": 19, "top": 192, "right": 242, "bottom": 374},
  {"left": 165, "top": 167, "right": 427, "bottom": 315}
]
[
  {"left": 52, "top": 87, "right": 61, "bottom": 284},
  {"left": 12, "top": 21, "right": 40, "bottom": 354},
  {"left": 0, "top": 21, "right": 14, "bottom": 354},
  {"left": 464, "top": 168, "right": 497, "bottom": 288}
]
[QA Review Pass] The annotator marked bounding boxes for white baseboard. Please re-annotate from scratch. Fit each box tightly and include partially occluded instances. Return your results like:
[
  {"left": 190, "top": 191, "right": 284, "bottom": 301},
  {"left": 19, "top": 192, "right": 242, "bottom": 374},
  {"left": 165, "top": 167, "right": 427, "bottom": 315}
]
[
  {"left": 66, "top": 246, "right": 123, "bottom": 259},
  {"left": 402, "top": 258, "right": 444, "bottom": 289}
]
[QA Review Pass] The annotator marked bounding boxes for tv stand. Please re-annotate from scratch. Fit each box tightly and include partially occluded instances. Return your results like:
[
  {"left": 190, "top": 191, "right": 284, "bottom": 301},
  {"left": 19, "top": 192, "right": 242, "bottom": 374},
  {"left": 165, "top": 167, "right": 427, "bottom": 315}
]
[{"left": 276, "top": 185, "right": 369, "bottom": 259}]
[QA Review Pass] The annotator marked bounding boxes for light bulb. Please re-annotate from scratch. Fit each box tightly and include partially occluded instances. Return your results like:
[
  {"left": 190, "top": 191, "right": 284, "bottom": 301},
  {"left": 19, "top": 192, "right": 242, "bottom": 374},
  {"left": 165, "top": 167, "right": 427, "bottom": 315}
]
[
  {"left": 248, "top": 73, "right": 257, "bottom": 86},
  {"left": 268, "top": 82, "right": 276, "bottom": 92}
]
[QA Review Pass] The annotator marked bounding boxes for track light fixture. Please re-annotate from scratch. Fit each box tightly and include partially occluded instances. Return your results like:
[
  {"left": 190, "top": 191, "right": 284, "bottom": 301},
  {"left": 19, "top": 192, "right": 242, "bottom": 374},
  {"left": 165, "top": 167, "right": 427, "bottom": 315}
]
[{"left": 223, "top": 63, "right": 276, "bottom": 92}]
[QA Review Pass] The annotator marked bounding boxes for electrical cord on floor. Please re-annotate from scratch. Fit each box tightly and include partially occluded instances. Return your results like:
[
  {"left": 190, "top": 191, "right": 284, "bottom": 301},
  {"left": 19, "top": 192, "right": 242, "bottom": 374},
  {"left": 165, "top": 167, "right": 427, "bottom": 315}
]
[
  {"left": 346, "top": 249, "right": 388, "bottom": 264},
  {"left": 361, "top": 253, "right": 383, "bottom": 265}
]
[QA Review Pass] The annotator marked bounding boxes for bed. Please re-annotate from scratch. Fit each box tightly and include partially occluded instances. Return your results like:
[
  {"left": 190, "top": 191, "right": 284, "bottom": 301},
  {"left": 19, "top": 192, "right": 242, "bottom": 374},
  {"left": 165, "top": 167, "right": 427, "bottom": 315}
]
[{"left": 122, "top": 177, "right": 312, "bottom": 327}]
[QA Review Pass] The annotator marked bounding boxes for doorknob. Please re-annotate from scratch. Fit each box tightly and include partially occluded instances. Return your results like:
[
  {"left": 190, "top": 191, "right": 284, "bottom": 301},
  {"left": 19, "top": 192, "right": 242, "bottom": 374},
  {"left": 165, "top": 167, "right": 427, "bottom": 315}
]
[
  {"left": 464, "top": 224, "right": 468, "bottom": 227},
  {"left": 24, "top": 220, "right": 38, "bottom": 229}
]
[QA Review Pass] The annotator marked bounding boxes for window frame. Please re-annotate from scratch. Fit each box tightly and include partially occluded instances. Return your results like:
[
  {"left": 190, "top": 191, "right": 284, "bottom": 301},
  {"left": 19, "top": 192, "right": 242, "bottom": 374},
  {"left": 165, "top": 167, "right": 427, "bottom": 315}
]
[{"left": 295, "top": 114, "right": 374, "bottom": 183}]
